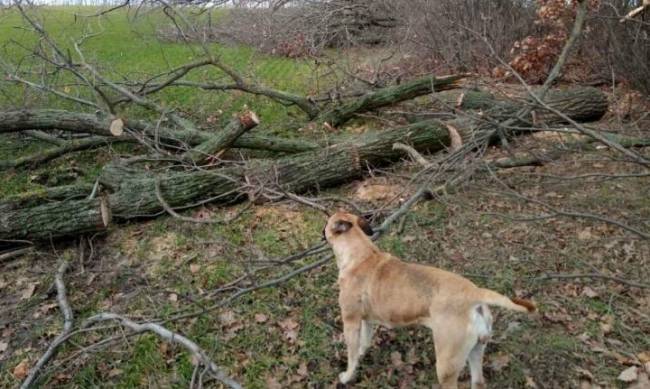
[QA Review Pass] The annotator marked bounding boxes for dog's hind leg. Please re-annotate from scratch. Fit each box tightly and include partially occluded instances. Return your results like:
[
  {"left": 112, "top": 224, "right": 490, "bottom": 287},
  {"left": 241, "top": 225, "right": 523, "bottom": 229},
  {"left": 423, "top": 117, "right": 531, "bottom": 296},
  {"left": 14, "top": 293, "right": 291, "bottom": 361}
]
[
  {"left": 358, "top": 320, "right": 375, "bottom": 357},
  {"left": 468, "top": 305, "right": 491, "bottom": 389},
  {"left": 339, "top": 318, "right": 362, "bottom": 384},
  {"left": 468, "top": 342, "right": 487, "bottom": 389},
  {"left": 432, "top": 319, "right": 477, "bottom": 389}
]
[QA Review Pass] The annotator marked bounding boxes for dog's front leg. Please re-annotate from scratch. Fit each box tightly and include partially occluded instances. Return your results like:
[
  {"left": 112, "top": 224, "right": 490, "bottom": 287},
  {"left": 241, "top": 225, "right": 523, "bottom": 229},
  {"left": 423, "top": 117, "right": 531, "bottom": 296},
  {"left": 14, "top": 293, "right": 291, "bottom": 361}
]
[{"left": 340, "top": 318, "right": 362, "bottom": 384}]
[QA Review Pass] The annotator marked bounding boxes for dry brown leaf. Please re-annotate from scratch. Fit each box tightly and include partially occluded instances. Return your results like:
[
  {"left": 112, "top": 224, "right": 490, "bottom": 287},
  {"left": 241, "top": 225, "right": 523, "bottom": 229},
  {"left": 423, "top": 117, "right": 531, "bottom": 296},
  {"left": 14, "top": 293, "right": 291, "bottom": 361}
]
[
  {"left": 159, "top": 342, "right": 169, "bottom": 356},
  {"left": 189, "top": 264, "right": 200, "bottom": 274},
  {"left": 109, "top": 118, "right": 124, "bottom": 136},
  {"left": 278, "top": 317, "right": 300, "bottom": 344},
  {"left": 525, "top": 375, "right": 537, "bottom": 388},
  {"left": 107, "top": 368, "right": 123, "bottom": 377},
  {"left": 193, "top": 208, "right": 214, "bottom": 221},
  {"left": 629, "top": 372, "right": 650, "bottom": 389},
  {"left": 13, "top": 358, "right": 30, "bottom": 379},
  {"left": 578, "top": 228, "right": 593, "bottom": 241},
  {"left": 255, "top": 313, "right": 268, "bottom": 323},
  {"left": 0, "top": 341, "right": 8, "bottom": 353},
  {"left": 219, "top": 310, "right": 237, "bottom": 326},
  {"left": 581, "top": 286, "right": 599, "bottom": 298},
  {"left": 638, "top": 351, "right": 650, "bottom": 364},
  {"left": 600, "top": 314, "right": 614, "bottom": 335},
  {"left": 168, "top": 293, "right": 178, "bottom": 303},
  {"left": 401, "top": 235, "right": 416, "bottom": 243},
  {"left": 296, "top": 361, "right": 308, "bottom": 378},
  {"left": 265, "top": 375, "right": 283, "bottom": 389},
  {"left": 354, "top": 182, "right": 402, "bottom": 203},
  {"left": 618, "top": 366, "right": 638, "bottom": 382},
  {"left": 21, "top": 283, "right": 37, "bottom": 300},
  {"left": 489, "top": 353, "right": 511, "bottom": 372},
  {"left": 575, "top": 367, "right": 594, "bottom": 380},
  {"left": 390, "top": 351, "right": 404, "bottom": 367}
]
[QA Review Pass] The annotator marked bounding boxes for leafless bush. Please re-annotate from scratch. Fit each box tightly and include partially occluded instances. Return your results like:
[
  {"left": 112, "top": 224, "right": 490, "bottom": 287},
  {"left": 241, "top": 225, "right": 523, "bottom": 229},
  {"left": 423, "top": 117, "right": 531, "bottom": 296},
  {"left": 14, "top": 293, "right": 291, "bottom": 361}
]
[
  {"left": 396, "top": 0, "right": 537, "bottom": 74},
  {"left": 157, "top": 1, "right": 398, "bottom": 58},
  {"left": 589, "top": 0, "right": 650, "bottom": 94}
]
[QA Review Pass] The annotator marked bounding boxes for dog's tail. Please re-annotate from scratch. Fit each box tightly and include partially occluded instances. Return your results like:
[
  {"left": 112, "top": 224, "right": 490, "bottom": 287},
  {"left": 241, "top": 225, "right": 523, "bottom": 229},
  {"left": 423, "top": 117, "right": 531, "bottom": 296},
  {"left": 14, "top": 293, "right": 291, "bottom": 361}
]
[{"left": 475, "top": 288, "right": 536, "bottom": 313}]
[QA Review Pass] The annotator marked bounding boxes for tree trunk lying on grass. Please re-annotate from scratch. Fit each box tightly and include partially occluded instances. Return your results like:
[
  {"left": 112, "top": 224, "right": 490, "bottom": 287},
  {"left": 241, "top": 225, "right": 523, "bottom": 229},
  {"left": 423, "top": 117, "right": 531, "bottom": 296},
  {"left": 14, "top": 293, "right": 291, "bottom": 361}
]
[
  {"left": 0, "top": 86, "right": 613, "bottom": 242},
  {"left": 318, "top": 74, "right": 465, "bottom": 126},
  {"left": 0, "top": 109, "right": 319, "bottom": 155},
  {"left": 0, "top": 74, "right": 466, "bottom": 166}
]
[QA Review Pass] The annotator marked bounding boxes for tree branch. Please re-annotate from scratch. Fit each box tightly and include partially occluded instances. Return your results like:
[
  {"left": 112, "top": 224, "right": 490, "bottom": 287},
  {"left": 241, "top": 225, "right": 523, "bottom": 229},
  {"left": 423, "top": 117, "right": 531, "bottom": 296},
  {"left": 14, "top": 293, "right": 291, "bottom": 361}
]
[{"left": 20, "top": 261, "right": 73, "bottom": 389}]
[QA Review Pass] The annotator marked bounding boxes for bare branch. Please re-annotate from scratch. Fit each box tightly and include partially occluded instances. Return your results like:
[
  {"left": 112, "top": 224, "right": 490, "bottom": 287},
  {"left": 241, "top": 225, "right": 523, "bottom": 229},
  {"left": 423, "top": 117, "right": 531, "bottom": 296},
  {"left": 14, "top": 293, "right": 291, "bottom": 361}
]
[
  {"left": 534, "top": 272, "right": 649, "bottom": 289},
  {"left": 82, "top": 313, "right": 242, "bottom": 389},
  {"left": 20, "top": 261, "right": 73, "bottom": 389}
]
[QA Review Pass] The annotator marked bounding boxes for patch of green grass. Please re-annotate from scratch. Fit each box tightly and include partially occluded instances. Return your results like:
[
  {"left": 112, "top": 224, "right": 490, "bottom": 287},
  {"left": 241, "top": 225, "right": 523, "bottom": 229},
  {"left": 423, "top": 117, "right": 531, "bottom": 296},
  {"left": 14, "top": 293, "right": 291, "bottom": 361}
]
[{"left": 119, "top": 335, "right": 167, "bottom": 388}]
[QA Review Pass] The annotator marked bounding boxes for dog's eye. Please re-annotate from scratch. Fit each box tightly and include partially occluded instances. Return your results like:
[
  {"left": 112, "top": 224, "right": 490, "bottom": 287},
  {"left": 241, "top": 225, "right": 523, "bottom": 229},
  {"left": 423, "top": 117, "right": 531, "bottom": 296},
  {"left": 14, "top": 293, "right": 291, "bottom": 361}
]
[{"left": 332, "top": 220, "right": 353, "bottom": 234}]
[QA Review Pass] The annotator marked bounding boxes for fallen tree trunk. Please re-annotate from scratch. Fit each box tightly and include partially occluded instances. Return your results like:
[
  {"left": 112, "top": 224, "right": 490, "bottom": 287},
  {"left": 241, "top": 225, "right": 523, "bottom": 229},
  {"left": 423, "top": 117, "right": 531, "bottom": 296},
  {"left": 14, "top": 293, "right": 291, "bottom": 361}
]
[
  {"left": 439, "top": 86, "right": 608, "bottom": 124},
  {"left": 183, "top": 111, "right": 260, "bottom": 163},
  {"left": 318, "top": 74, "right": 465, "bottom": 126},
  {"left": 0, "top": 110, "right": 318, "bottom": 154},
  {"left": 0, "top": 196, "right": 111, "bottom": 241},
  {"left": 0, "top": 86, "right": 611, "bottom": 241}
]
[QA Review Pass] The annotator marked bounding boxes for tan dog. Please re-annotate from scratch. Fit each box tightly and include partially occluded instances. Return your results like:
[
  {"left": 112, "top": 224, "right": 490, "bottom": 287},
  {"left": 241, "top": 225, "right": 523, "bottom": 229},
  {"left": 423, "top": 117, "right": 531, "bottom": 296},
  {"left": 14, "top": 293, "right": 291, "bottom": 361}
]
[{"left": 323, "top": 212, "right": 536, "bottom": 388}]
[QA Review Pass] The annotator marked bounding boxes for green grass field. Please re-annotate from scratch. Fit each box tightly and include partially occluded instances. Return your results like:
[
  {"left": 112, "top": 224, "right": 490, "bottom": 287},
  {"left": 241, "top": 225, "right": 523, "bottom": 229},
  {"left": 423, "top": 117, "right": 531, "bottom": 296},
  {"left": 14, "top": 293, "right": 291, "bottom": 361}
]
[{"left": 0, "top": 5, "right": 321, "bottom": 197}]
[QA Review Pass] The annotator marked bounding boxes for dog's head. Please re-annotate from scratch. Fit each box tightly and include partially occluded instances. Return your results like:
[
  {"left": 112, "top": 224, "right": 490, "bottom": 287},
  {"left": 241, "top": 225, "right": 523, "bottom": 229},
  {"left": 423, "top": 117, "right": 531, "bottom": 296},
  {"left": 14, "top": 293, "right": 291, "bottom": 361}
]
[{"left": 322, "top": 211, "right": 373, "bottom": 243}]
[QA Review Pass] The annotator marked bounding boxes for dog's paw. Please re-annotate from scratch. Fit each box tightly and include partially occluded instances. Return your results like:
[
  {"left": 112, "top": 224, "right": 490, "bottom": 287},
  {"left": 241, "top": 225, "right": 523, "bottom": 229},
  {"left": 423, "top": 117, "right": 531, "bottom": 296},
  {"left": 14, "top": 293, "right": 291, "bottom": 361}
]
[{"left": 339, "top": 371, "right": 354, "bottom": 384}]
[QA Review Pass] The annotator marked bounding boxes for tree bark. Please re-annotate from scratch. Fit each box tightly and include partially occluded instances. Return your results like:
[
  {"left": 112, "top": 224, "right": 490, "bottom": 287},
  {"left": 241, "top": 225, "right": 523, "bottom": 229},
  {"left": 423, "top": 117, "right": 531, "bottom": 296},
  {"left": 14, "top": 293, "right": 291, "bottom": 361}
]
[
  {"left": 0, "top": 86, "right": 612, "bottom": 241},
  {"left": 183, "top": 111, "right": 260, "bottom": 163},
  {"left": 438, "top": 86, "right": 608, "bottom": 124},
  {"left": 0, "top": 110, "right": 317, "bottom": 153},
  {"left": 318, "top": 74, "right": 465, "bottom": 126},
  {"left": 0, "top": 196, "right": 110, "bottom": 241}
]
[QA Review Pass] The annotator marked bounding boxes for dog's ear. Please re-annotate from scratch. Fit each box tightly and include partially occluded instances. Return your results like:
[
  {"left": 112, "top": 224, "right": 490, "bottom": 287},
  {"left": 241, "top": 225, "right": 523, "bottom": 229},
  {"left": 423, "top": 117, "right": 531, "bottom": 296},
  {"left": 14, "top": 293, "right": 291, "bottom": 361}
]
[
  {"left": 357, "top": 216, "right": 374, "bottom": 236},
  {"left": 332, "top": 220, "right": 353, "bottom": 234}
]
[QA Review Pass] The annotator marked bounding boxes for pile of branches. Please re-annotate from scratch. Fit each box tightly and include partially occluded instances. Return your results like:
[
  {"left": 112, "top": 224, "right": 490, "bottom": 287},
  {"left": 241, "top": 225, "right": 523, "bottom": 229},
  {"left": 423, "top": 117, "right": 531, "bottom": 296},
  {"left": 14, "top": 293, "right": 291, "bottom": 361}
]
[
  {"left": 158, "top": 0, "right": 398, "bottom": 57},
  {"left": 1, "top": 1, "right": 647, "bottom": 245}
]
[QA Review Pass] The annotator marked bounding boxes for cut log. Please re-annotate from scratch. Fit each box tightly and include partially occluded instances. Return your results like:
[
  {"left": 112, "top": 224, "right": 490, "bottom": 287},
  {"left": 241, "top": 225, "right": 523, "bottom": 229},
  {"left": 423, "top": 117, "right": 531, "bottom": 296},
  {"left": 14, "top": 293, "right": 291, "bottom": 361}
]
[
  {"left": 318, "top": 74, "right": 465, "bottom": 127},
  {"left": 0, "top": 196, "right": 111, "bottom": 241},
  {"left": 0, "top": 110, "right": 317, "bottom": 153},
  {"left": 183, "top": 111, "right": 260, "bottom": 163},
  {"left": 0, "top": 86, "right": 612, "bottom": 241},
  {"left": 437, "top": 86, "right": 608, "bottom": 124}
]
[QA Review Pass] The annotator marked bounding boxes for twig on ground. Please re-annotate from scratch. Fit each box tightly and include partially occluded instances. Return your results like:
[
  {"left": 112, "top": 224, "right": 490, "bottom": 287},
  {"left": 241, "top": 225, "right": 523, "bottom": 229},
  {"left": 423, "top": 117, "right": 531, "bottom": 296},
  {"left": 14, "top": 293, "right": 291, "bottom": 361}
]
[
  {"left": 20, "top": 261, "right": 73, "bottom": 389},
  {"left": 485, "top": 168, "right": 650, "bottom": 240},
  {"left": 534, "top": 272, "right": 649, "bottom": 289},
  {"left": 0, "top": 247, "right": 33, "bottom": 263},
  {"left": 81, "top": 313, "right": 242, "bottom": 389}
]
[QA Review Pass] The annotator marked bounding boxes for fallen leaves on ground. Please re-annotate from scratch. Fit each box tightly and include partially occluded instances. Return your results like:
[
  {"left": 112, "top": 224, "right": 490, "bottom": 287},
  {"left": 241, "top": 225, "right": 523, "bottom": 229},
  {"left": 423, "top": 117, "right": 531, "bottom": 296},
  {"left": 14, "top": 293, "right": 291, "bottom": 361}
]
[
  {"left": 617, "top": 366, "right": 638, "bottom": 382},
  {"left": 277, "top": 317, "right": 300, "bottom": 344},
  {"left": 20, "top": 283, "right": 37, "bottom": 300},
  {"left": 12, "top": 358, "right": 30, "bottom": 379}
]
